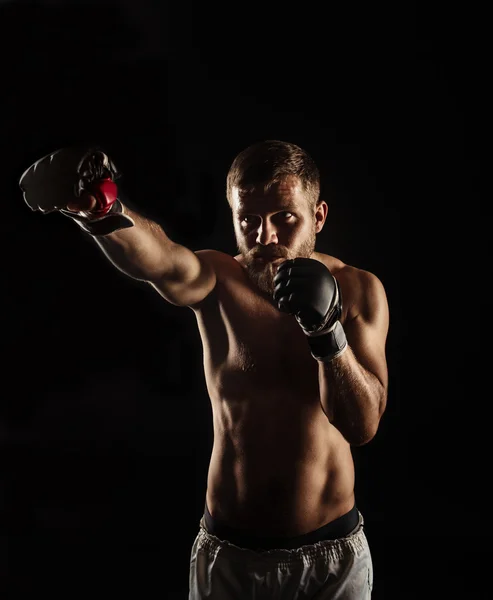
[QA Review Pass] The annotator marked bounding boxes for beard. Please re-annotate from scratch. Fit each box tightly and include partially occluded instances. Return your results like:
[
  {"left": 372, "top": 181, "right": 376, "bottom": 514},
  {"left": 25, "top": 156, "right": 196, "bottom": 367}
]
[{"left": 237, "top": 225, "right": 317, "bottom": 297}]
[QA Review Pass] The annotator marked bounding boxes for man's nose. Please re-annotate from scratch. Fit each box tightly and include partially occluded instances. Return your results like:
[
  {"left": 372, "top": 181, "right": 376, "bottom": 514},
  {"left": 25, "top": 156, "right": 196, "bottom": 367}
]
[{"left": 256, "top": 220, "right": 278, "bottom": 245}]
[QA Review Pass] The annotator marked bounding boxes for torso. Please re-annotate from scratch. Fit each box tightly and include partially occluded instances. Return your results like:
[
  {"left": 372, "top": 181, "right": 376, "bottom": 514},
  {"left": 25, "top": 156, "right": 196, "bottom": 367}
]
[{"left": 190, "top": 251, "right": 356, "bottom": 536}]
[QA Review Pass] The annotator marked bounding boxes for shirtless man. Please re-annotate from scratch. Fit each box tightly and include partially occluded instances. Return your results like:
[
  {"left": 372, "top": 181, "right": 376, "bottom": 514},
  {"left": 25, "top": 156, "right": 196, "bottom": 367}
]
[{"left": 19, "top": 140, "right": 389, "bottom": 599}]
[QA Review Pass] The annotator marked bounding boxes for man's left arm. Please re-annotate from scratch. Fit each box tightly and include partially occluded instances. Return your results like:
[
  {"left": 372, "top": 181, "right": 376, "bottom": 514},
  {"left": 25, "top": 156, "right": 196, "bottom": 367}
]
[
  {"left": 274, "top": 259, "right": 390, "bottom": 446},
  {"left": 318, "top": 270, "right": 389, "bottom": 446}
]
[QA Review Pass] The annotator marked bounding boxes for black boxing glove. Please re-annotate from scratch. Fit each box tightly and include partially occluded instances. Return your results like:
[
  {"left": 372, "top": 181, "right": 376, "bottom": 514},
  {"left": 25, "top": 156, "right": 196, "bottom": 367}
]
[
  {"left": 19, "top": 146, "right": 135, "bottom": 236},
  {"left": 273, "top": 258, "right": 348, "bottom": 362}
]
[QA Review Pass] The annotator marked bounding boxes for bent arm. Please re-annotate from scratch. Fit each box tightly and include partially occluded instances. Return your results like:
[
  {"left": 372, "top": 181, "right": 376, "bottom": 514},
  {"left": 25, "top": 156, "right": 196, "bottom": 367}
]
[
  {"left": 319, "top": 270, "right": 389, "bottom": 445},
  {"left": 92, "top": 205, "right": 217, "bottom": 307}
]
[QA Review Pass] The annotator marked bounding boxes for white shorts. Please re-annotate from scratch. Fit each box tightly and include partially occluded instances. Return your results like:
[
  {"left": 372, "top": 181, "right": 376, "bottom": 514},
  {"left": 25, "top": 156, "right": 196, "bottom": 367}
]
[{"left": 189, "top": 511, "right": 373, "bottom": 599}]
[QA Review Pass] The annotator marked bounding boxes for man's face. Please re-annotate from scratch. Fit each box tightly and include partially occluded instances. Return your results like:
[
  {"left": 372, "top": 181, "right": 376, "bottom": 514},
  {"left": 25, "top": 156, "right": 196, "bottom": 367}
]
[{"left": 232, "top": 175, "right": 326, "bottom": 296}]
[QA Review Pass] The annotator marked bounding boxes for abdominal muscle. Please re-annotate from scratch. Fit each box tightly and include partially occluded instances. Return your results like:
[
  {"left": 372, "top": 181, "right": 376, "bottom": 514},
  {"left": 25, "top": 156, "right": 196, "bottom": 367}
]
[{"left": 206, "top": 389, "right": 356, "bottom": 536}]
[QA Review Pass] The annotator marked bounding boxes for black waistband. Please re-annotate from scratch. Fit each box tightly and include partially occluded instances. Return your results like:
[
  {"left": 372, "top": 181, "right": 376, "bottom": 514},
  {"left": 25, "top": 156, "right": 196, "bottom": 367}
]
[{"left": 203, "top": 502, "right": 359, "bottom": 551}]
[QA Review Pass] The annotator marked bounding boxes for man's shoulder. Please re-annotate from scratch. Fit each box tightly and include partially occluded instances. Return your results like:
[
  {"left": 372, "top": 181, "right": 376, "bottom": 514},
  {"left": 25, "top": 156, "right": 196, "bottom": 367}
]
[
  {"left": 195, "top": 249, "right": 242, "bottom": 278},
  {"left": 314, "top": 252, "right": 382, "bottom": 287},
  {"left": 315, "top": 252, "right": 387, "bottom": 316},
  {"left": 195, "top": 249, "right": 233, "bottom": 262}
]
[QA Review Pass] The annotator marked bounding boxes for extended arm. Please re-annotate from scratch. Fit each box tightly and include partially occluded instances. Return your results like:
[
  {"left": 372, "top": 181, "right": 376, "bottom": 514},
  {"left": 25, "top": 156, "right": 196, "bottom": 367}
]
[
  {"left": 19, "top": 146, "right": 217, "bottom": 307},
  {"left": 91, "top": 206, "right": 217, "bottom": 307}
]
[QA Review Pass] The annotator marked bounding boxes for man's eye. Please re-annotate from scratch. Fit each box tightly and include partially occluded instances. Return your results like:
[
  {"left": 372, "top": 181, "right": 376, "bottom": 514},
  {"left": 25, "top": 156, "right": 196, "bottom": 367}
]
[{"left": 282, "top": 212, "right": 293, "bottom": 219}]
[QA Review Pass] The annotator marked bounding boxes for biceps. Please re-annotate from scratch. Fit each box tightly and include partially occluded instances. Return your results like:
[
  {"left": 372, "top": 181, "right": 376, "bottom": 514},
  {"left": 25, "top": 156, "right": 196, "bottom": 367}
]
[
  {"left": 344, "top": 316, "right": 388, "bottom": 389},
  {"left": 151, "top": 246, "right": 217, "bottom": 307}
]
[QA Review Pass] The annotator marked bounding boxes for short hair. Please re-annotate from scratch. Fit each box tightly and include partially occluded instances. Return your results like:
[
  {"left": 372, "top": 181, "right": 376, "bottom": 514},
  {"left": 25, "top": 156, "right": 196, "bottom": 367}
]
[{"left": 226, "top": 140, "right": 321, "bottom": 210}]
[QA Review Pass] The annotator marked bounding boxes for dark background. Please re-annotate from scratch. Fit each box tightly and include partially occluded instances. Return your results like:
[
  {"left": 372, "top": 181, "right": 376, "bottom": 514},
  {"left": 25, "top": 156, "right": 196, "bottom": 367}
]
[{"left": 1, "top": 1, "right": 489, "bottom": 598}]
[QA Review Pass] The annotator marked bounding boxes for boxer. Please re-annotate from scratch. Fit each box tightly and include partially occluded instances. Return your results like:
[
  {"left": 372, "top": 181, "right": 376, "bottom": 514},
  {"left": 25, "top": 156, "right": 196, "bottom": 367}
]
[{"left": 20, "top": 140, "right": 389, "bottom": 599}]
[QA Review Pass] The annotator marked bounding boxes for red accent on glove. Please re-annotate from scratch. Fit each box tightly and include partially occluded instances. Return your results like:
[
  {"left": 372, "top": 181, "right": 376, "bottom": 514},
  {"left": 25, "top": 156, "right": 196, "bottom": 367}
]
[{"left": 87, "top": 178, "right": 118, "bottom": 217}]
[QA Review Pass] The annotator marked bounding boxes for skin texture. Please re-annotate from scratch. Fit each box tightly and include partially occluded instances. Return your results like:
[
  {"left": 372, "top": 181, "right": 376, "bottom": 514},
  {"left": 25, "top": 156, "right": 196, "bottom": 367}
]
[{"left": 73, "top": 174, "right": 389, "bottom": 536}]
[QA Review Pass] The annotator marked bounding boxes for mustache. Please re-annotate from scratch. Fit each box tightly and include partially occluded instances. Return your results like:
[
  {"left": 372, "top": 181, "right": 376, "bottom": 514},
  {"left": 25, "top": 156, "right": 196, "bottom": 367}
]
[{"left": 249, "top": 246, "right": 288, "bottom": 259}]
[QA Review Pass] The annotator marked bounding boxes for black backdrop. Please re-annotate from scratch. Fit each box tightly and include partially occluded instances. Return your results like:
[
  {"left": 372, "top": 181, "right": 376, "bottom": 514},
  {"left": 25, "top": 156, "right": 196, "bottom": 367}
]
[{"left": 1, "top": 1, "right": 489, "bottom": 598}]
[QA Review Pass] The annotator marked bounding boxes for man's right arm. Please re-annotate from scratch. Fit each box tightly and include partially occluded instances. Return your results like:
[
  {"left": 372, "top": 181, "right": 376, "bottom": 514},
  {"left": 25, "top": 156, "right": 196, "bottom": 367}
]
[
  {"left": 19, "top": 146, "right": 217, "bottom": 308},
  {"left": 93, "top": 205, "right": 217, "bottom": 307}
]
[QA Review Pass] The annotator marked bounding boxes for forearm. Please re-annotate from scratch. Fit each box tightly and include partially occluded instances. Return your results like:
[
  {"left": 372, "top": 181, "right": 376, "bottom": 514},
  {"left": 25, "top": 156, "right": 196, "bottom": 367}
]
[
  {"left": 90, "top": 206, "right": 177, "bottom": 282},
  {"left": 318, "top": 346, "right": 385, "bottom": 446}
]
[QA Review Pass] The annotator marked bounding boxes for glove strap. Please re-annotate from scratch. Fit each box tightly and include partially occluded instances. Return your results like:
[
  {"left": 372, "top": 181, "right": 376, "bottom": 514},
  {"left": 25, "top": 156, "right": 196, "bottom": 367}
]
[
  {"left": 306, "top": 320, "right": 348, "bottom": 363},
  {"left": 60, "top": 197, "right": 135, "bottom": 236}
]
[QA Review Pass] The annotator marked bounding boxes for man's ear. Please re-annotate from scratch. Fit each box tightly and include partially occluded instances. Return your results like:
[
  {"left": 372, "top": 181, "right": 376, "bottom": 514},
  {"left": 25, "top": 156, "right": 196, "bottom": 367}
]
[{"left": 315, "top": 200, "right": 328, "bottom": 233}]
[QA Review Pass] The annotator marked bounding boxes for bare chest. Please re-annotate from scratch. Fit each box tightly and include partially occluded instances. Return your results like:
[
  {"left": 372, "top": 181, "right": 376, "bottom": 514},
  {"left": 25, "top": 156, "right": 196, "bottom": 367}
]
[{"left": 195, "top": 278, "right": 320, "bottom": 402}]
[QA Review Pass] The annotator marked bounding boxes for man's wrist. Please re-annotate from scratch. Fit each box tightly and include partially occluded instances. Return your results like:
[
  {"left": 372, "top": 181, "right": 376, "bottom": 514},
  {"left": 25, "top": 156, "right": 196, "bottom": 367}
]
[
  {"left": 306, "top": 320, "right": 348, "bottom": 362},
  {"left": 60, "top": 198, "right": 135, "bottom": 236}
]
